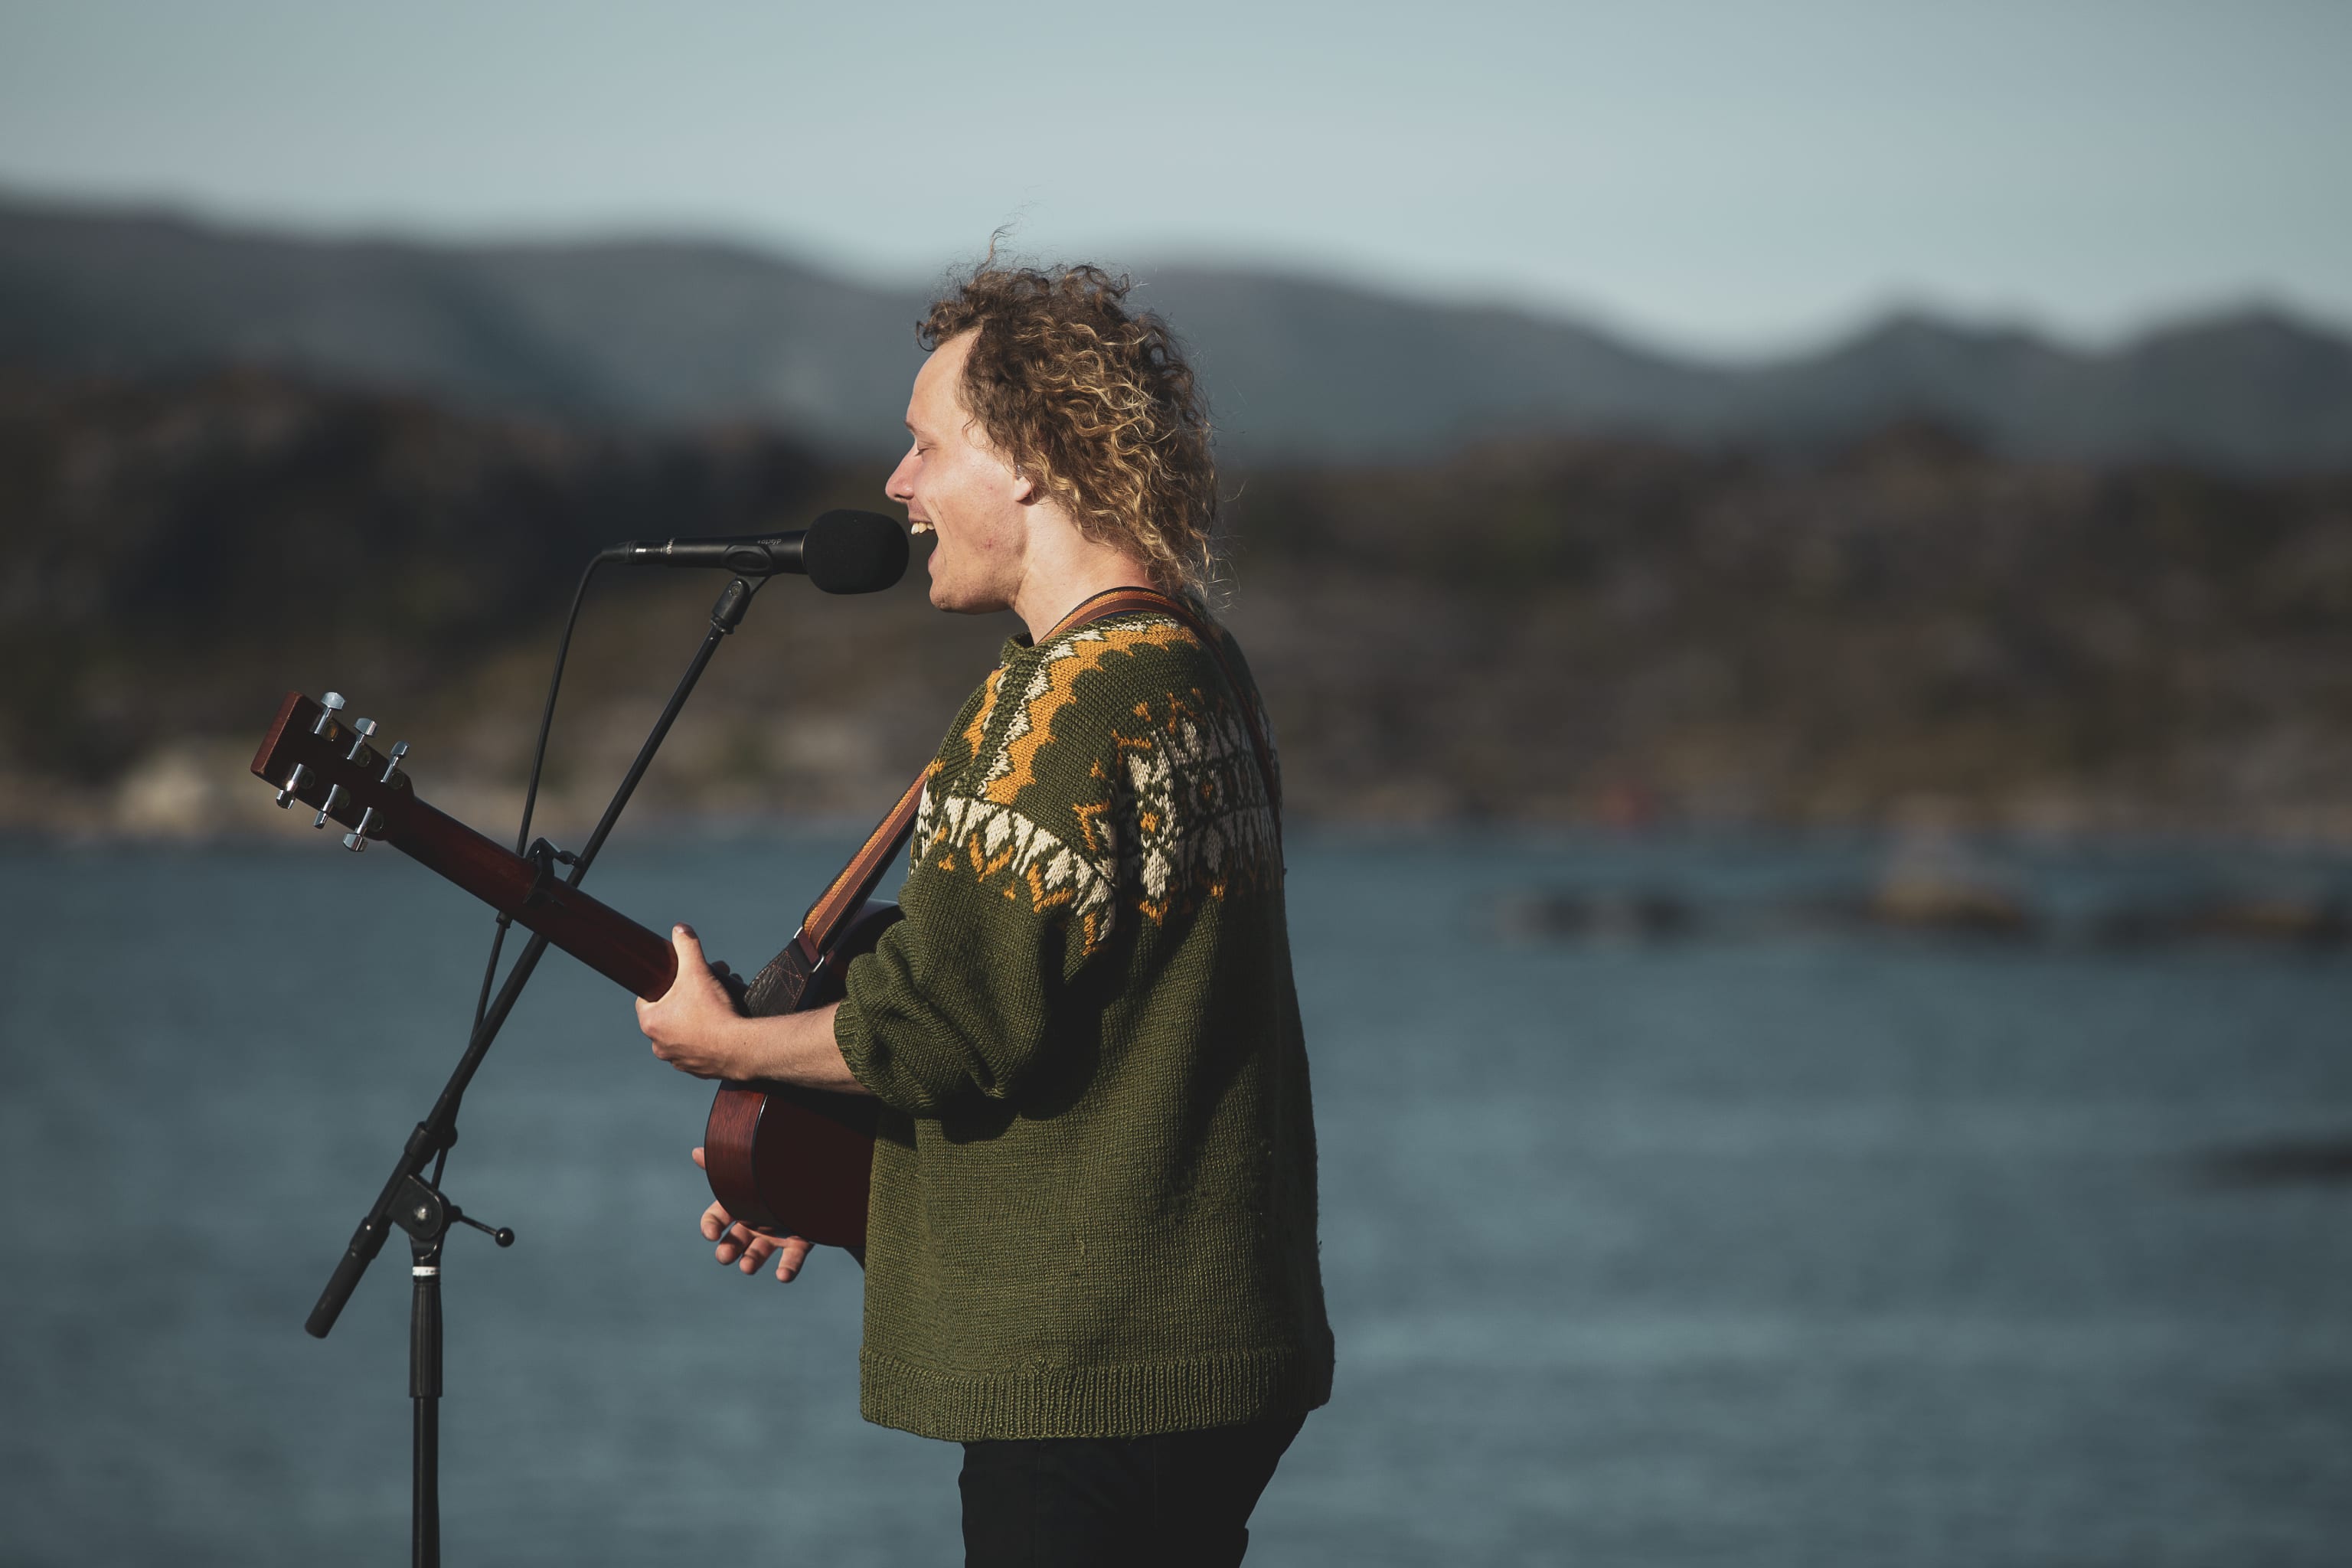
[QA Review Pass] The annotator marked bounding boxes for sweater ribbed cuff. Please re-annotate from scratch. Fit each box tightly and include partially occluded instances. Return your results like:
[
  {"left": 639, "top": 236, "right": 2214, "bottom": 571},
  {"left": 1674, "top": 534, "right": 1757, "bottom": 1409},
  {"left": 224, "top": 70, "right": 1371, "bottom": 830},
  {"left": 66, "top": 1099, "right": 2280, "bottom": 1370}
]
[{"left": 858, "top": 1344, "right": 1333, "bottom": 1442}]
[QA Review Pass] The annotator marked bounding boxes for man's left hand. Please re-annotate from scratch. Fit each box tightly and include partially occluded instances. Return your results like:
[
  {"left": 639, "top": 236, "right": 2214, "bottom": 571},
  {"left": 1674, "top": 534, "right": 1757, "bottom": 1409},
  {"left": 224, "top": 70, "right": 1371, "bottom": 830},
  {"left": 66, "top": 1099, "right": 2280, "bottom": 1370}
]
[
  {"left": 637, "top": 924, "right": 750, "bottom": 1080},
  {"left": 691, "top": 1146, "right": 812, "bottom": 1282}
]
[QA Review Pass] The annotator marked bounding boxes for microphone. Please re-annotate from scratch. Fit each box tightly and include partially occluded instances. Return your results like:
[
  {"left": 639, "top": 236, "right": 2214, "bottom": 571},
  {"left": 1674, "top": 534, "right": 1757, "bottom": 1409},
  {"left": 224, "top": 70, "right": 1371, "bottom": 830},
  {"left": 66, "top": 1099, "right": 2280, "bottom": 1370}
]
[{"left": 605, "top": 509, "right": 909, "bottom": 594}]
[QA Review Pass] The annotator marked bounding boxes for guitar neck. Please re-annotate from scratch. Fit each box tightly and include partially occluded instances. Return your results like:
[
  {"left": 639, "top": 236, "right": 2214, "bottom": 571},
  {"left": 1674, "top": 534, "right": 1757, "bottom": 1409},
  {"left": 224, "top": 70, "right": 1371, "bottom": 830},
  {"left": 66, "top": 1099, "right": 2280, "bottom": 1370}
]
[
  {"left": 252, "top": 693, "right": 678, "bottom": 1001},
  {"left": 391, "top": 799, "right": 680, "bottom": 1001}
]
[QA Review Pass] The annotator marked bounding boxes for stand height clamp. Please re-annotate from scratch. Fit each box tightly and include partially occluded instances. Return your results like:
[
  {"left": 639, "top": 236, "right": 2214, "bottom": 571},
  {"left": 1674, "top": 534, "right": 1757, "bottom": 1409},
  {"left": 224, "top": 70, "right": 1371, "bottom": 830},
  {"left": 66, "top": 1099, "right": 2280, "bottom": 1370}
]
[{"left": 393, "top": 1174, "right": 515, "bottom": 1252}]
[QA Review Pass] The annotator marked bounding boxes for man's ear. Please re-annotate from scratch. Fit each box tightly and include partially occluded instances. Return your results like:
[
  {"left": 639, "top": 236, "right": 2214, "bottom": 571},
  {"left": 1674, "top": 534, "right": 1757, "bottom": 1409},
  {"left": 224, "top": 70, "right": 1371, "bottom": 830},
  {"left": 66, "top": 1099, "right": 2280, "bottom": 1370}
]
[{"left": 1010, "top": 469, "right": 1038, "bottom": 505}]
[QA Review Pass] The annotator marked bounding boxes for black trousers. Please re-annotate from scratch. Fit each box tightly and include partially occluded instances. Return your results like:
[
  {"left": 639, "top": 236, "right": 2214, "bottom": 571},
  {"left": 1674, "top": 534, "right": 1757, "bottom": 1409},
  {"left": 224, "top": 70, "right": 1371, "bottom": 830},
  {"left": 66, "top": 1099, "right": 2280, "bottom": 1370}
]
[{"left": 959, "top": 1411, "right": 1305, "bottom": 1567}]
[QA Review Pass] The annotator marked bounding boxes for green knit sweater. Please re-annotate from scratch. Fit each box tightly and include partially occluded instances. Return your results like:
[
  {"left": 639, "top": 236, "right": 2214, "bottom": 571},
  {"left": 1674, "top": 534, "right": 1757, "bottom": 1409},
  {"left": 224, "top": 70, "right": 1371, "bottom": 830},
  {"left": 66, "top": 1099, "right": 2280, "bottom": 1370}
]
[{"left": 831, "top": 606, "right": 1334, "bottom": 1441}]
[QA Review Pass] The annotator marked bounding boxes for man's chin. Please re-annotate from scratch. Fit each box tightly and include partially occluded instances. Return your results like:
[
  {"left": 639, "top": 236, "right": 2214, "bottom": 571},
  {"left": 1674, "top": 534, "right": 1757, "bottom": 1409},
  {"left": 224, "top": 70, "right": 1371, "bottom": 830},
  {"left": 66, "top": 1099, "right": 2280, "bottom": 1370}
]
[{"left": 926, "top": 574, "right": 1011, "bottom": 617}]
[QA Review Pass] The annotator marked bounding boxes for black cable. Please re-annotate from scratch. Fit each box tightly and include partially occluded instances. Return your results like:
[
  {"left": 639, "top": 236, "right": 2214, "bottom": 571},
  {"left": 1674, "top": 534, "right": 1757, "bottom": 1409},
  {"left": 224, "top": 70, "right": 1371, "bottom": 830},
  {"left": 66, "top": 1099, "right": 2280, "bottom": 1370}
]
[
  {"left": 421, "top": 553, "right": 612, "bottom": 1176},
  {"left": 468, "top": 920, "right": 511, "bottom": 1035},
  {"left": 462, "top": 556, "right": 607, "bottom": 1034},
  {"left": 513, "top": 557, "right": 609, "bottom": 858}
]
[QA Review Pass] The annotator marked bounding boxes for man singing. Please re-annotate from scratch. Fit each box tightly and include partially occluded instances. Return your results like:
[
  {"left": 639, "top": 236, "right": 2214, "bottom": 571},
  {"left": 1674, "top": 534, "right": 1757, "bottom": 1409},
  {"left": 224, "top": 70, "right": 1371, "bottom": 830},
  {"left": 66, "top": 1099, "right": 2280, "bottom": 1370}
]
[{"left": 633, "top": 262, "right": 1333, "bottom": 1566}]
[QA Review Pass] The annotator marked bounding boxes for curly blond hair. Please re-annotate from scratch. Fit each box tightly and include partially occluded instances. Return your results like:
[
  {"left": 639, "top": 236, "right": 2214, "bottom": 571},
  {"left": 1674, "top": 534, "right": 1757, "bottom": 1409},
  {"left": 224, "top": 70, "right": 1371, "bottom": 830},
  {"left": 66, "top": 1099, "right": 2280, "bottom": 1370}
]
[{"left": 920, "top": 262, "right": 1218, "bottom": 601}]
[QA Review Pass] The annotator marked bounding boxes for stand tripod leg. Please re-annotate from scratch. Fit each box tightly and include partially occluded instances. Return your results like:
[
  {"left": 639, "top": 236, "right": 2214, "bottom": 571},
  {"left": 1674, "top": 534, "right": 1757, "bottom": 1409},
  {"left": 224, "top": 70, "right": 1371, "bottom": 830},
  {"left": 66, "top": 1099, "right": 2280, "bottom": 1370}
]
[{"left": 411, "top": 1233, "right": 444, "bottom": 1568}]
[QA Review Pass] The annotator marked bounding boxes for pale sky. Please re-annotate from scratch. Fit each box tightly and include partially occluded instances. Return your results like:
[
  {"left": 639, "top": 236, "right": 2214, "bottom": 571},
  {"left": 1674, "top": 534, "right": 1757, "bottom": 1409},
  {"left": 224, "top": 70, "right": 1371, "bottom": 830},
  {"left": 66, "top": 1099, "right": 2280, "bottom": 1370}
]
[{"left": 2, "top": 0, "right": 2346, "bottom": 354}]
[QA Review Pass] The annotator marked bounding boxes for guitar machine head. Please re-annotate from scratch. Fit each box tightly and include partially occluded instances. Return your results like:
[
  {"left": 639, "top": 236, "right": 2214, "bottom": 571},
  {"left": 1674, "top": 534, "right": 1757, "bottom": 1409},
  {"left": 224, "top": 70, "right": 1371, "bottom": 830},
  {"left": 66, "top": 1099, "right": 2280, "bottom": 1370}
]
[{"left": 249, "top": 691, "right": 413, "bottom": 852}]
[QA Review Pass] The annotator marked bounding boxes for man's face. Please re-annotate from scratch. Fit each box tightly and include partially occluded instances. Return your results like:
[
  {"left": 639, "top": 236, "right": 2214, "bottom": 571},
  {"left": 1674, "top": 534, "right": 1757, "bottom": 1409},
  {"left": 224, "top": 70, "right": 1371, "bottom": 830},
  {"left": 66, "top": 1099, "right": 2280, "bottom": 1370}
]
[{"left": 885, "top": 331, "right": 1031, "bottom": 614}]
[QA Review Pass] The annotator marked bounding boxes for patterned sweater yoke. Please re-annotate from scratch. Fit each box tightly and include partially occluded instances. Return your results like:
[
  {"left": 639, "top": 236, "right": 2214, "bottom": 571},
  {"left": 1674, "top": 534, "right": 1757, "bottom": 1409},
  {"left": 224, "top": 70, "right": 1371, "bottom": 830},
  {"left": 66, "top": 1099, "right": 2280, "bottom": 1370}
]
[
  {"left": 923, "top": 611, "right": 1282, "bottom": 958},
  {"left": 831, "top": 607, "right": 1333, "bottom": 1441}
]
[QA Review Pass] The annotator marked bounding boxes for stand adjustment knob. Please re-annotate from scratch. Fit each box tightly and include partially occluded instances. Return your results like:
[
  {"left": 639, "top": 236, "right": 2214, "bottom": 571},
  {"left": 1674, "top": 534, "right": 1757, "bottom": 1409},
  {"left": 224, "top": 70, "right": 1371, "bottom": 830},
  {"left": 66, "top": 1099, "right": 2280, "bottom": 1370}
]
[{"left": 459, "top": 1213, "right": 518, "bottom": 1248}]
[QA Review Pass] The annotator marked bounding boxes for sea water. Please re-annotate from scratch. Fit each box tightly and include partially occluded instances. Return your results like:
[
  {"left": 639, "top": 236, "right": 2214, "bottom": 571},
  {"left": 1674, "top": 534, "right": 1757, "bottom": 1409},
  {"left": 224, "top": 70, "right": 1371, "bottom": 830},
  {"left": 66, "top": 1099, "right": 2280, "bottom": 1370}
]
[{"left": 2, "top": 830, "right": 2347, "bottom": 1566}]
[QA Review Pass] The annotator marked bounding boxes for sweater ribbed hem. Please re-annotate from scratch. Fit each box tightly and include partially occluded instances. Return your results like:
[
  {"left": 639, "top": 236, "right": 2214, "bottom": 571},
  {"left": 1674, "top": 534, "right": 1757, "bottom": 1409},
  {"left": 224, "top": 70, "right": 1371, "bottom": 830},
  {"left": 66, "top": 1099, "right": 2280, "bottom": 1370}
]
[{"left": 858, "top": 1344, "right": 1333, "bottom": 1442}]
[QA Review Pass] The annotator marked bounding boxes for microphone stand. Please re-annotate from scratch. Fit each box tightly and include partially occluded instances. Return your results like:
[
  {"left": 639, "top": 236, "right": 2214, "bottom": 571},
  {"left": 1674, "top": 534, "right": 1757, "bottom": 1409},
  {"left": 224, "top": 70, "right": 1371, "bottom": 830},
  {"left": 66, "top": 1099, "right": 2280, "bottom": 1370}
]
[{"left": 305, "top": 572, "right": 765, "bottom": 1568}]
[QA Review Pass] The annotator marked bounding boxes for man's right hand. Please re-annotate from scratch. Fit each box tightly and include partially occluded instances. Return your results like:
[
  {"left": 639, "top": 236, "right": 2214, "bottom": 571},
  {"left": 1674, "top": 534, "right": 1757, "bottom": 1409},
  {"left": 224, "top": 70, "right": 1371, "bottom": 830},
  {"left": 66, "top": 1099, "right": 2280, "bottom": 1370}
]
[{"left": 690, "top": 1146, "right": 813, "bottom": 1282}]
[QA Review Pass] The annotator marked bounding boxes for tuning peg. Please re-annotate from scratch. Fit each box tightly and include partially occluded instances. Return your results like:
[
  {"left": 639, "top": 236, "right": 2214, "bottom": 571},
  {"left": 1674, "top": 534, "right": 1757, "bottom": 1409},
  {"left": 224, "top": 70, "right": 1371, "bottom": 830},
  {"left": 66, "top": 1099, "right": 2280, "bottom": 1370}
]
[
  {"left": 343, "top": 804, "right": 384, "bottom": 852},
  {"left": 381, "top": 740, "right": 410, "bottom": 785},
  {"left": 314, "top": 782, "right": 348, "bottom": 830},
  {"left": 311, "top": 691, "right": 346, "bottom": 737},
  {"left": 345, "top": 717, "right": 377, "bottom": 762},
  {"left": 274, "top": 762, "right": 313, "bottom": 808}
]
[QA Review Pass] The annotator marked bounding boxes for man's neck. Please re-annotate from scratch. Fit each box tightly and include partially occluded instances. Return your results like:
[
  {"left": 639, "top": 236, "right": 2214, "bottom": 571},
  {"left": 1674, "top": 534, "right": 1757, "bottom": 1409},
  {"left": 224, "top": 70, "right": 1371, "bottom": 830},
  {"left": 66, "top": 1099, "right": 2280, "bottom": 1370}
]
[{"left": 1011, "top": 548, "right": 1160, "bottom": 644}]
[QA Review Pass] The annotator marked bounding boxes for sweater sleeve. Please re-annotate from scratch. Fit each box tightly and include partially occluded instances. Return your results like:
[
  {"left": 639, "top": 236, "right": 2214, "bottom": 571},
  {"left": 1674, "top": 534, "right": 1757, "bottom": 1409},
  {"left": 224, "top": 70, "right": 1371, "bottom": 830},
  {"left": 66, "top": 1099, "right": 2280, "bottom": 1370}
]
[{"left": 831, "top": 713, "right": 1122, "bottom": 1116}]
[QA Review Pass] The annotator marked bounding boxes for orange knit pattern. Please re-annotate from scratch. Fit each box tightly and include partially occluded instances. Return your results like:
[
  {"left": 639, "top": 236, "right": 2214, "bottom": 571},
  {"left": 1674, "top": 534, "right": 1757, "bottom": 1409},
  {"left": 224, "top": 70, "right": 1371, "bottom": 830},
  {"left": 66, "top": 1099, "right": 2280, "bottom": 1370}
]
[{"left": 983, "top": 619, "right": 1195, "bottom": 805}]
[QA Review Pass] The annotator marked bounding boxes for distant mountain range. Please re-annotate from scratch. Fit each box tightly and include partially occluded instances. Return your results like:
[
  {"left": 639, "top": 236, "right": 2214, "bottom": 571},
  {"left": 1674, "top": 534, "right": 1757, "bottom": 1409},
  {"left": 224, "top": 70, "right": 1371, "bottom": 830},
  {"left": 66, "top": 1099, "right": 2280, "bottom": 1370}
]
[{"left": 5, "top": 194, "right": 2350, "bottom": 472}]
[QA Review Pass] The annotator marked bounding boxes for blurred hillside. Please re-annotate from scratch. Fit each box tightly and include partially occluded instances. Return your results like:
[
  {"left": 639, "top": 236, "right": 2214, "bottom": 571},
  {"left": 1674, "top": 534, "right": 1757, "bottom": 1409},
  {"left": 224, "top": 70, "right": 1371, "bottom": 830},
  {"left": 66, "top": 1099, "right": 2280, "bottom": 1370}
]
[
  {"left": 7, "top": 364, "right": 2352, "bottom": 840},
  {"left": 1230, "top": 433, "right": 2352, "bottom": 833},
  {"left": 8, "top": 195, "right": 2352, "bottom": 472}
]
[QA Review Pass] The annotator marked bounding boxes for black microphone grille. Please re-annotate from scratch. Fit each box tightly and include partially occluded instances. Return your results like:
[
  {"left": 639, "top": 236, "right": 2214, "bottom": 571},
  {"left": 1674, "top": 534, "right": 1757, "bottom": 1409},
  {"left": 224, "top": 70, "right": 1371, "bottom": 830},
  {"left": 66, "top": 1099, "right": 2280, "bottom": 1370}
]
[{"left": 802, "top": 509, "right": 910, "bottom": 594}]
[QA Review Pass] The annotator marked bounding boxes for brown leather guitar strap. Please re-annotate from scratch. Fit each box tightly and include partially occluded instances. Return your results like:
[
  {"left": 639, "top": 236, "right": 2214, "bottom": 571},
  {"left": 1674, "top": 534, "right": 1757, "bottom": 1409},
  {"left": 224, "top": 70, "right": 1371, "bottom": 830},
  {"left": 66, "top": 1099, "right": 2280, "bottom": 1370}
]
[
  {"left": 791, "top": 585, "right": 1279, "bottom": 969},
  {"left": 791, "top": 766, "right": 931, "bottom": 965}
]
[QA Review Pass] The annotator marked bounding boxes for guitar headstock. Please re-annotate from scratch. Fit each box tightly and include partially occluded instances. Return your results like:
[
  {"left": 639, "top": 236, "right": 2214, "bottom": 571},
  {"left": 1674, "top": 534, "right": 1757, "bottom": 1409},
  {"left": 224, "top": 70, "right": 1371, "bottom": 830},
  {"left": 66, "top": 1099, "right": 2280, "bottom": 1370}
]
[{"left": 250, "top": 691, "right": 416, "bottom": 851}]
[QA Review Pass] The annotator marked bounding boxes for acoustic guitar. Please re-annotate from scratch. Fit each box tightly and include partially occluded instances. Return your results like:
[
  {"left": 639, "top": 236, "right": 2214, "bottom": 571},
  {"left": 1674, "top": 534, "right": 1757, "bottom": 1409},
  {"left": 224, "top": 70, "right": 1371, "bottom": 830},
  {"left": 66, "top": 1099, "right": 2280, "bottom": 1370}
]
[{"left": 249, "top": 688, "right": 908, "bottom": 1250}]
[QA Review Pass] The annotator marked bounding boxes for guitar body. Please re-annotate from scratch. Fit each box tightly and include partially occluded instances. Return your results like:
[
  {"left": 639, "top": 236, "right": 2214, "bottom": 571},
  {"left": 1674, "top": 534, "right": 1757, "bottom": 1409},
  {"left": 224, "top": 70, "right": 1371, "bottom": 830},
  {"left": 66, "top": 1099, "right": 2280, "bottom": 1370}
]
[{"left": 701, "top": 900, "right": 898, "bottom": 1250}]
